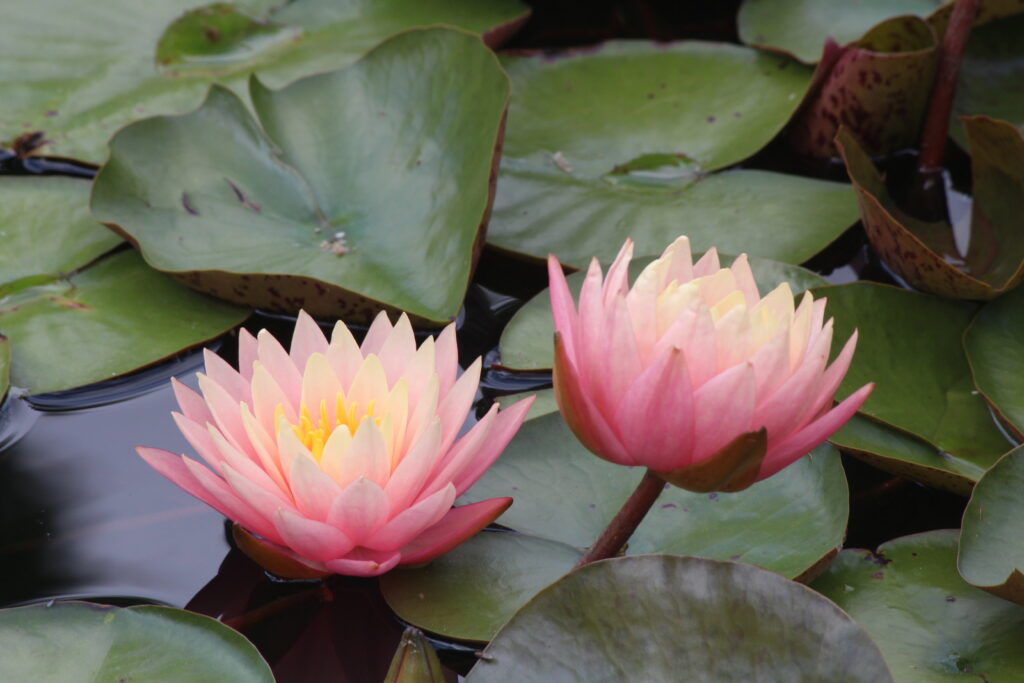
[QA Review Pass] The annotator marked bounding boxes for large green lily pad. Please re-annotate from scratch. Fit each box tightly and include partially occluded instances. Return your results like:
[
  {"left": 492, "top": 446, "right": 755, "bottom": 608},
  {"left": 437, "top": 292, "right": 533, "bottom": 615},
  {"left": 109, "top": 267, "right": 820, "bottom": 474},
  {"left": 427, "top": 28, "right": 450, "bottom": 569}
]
[
  {"left": 964, "top": 284, "right": 1024, "bottom": 439},
  {"left": 838, "top": 122, "right": 1024, "bottom": 299},
  {"left": 92, "top": 29, "right": 508, "bottom": 323},
  {"left": 821, "top": 282, "right": 1012, "bottom": 476},
  {"left": 486, "top": 41, "right": 858, "bottom": 267},
  {"left": 467, "top": 555, "right": 892, "bottom": 682},
  {"left": 1, "top": 250, "right": 247, "bottom": 394},
  {"left": 499, "top": 254, "right": 827, "bottom": 371},
  {"left": 959, "top": 446, "right": 1024, "bottom": 604},
  {"left": 0, "top": 0, "right": 527, "bottom": 163},
  {"left": 0, "top": 601, "right": 273, "bottom": 682},
  {"left": 737, "top": 0, "right": 942, "bottom": 64},
  {"left": 814, "top": 530, "right": 1024, "bottom": 681},
  {"left": 954, "top": 14, "right": 1024, "bottom": 146}
]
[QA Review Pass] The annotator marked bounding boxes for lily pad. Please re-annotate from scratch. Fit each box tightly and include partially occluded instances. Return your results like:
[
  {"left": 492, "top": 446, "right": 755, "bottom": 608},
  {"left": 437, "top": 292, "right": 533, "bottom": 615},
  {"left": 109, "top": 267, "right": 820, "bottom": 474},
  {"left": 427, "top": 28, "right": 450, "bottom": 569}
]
[
  {"left": 788, "top": 17, "right": 939, "bottom": 157},
  {"left": 737, "top": 0, "right": 942, "bottom": 64},
  {"left": 0, "top": 336, "right": 8, "bottom": 402},
  {"left": 499, "top": 254, "right": 827, "bottom": 371},
  {"left": 964, "top": 284, "right": 1024, "bottom": 439},
  {"left": 0, "top": 601, "right": 273, "bottom": 682},
  {"left": 813, "top": 530, "right": 1024, "bottom": 681},
  {"left": 837, "top": 121, "right": 1024, "bottom": 300},
  {"left": 959, "top": 446, "right": 1024, "bottom": 604},
  {"left": 486, "top": 41, "right": 859, "bottom": 267},
  {"left": 1, "top": 250, "right": 247, "bottom": 394},
  {"left": 954, "top": 14, "right": 1024, "bottom": 146},
  {"left": 467, "top": 555, "right": 893, "bottom": 682},
  {"left": 0, "top": 0, "right": 528, "bottom": 163},
  {"left": 820, "top": 282, "right": 1012, "bottom": 474},
  {"left": 92, "top": 28, "right": 508, "bottom": 323},
  {"left": 381, "top": 532, "right": 580, "bottom": 643}
]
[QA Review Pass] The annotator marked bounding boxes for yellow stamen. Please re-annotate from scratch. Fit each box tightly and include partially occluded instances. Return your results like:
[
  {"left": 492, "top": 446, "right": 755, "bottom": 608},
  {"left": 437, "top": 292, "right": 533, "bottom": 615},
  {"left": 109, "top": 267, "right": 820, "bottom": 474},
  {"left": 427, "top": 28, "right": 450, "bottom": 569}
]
[{"left": 276, "top": 394, "right": 383, "bottom": 462}]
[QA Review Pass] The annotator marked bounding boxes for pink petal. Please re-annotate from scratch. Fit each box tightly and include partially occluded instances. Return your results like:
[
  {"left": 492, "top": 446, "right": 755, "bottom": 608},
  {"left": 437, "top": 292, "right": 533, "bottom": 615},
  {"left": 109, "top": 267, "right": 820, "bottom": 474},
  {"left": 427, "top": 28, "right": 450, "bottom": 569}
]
[
  {"left": 239, "top": 403, "right": 287, "bottom": 491},
  {"left": 219, "top": 461, "right": 298, "bottom": 536},
  {"left": 747, "top": 328, "right": 791, "bottom": 400},
  {"left": 137, "top": 447, "right": 228, "bottom": 516},
  {"left": 346, "top": 354, "right": 389, "bottom": 419},
  {"left": 325, "top": 548, "right": 401, "bottom": 577},
  {"left": 400, "top": 336, "right": 436, "bottom": 407},
  {"left": 805, "top": 330, "right": 859, "bottom": 420},
  {"left": 363, "top": 483, "right": 456, "bottom": 551},
  {"left": 730, "top": 254, "right": 761, "bottom": 307},
  {"left": 451, "top": 396, "right": 534, "bottom": 496},
  {"left": 237, "top": 328, "right": 258, "bottom": 382},
  {"left": 196, "top": 373, "right": 252, "bottom": 457},
  {"left": 257, "top": 329, "right": 302, "bottom": 406},
  {"left": 436, "top": 358, "right": 480, "bottom": 454},
  {"left": 434, "top": 323, "right": 459, "bottom": 399},
  {"left": 290, "top": 310, "right": 329, "bottom": 369},
  {"left": 602, "top": 238, "right": 634, "bottom": 308},
  {"left": 288, "top": 453, "right": 342, "bottom": 521},
  {"left": 203, "top": 349, "right": 249, "bottom": 406},
  {"left": 273, "top": 508, "right": 355, "bottom": 562},
  {"left": 377, "top": 314, "right": 418, "bottom": 385},
  {"left": 326, "top": 320, "right": 364, "bottom": 391},
  {"left": 207, "top": 424, "right": 283, "bottom": 497},
  {"left": 660, "top": 236, "right": 695, "bottom": 285},
  {"left": 548, "top": 254, "right": 579, "bottom": 362},
  {"left": 251, "top": 362, "right": 297, "bottom": 437},
  {"left": 172, "top": 378, "right": 213, "bottom": 425},
  {"left": 421, "top": 405, "right": 498, "bottom": 499},
  {"left": 577, "top": 258, "right": 609, "bottom": 397},
  {"left": 384, "top": 418, "right": 443, "bottom": 516},
  {"left": 172, "top": 412, "right": 225, "bottom": 472},
  {"left": 360, "top": 311, "right": 395, "bottom": 355},
  {"left": 327, "top": 477, "right": 389, "bottom": 543},
  {"left": 692, "top": 247, "right": 721, "bottom": 277},
  {"left": 186, "top": 458, "right": 285, "bottom": 544},
  {"left": 340, "top": 419, "right": 390, "bottom": 488},
  {"left": 299, "top": 353, "right": 341, "bottom": 424},
  {"left": 691, "top": 362, "right": 757, "bottom": 461},
  {"left": 600, "top": 295, "right": 643, "bottom": 410},
  {"left": 398, "top": 498, "right": 512, "bottom": 565}
]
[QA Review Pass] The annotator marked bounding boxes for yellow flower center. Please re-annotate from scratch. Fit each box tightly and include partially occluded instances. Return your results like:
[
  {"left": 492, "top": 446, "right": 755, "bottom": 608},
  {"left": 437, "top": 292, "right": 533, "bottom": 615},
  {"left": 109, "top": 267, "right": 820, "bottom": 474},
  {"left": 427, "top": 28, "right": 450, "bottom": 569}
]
[{"left": 275, "top": 395, "right": 381, "bottom": 461}]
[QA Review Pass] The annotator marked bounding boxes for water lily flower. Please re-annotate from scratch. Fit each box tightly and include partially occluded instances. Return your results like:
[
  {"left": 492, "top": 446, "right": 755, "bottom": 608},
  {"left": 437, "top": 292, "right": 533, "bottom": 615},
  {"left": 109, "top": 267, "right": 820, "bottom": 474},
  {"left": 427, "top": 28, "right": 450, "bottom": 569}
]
[
  {"left": 549, "top": 237, "right": 872, "bottom": 493},
  {"left": 138, "top": 311, "right": 533, "bottom": 578}
]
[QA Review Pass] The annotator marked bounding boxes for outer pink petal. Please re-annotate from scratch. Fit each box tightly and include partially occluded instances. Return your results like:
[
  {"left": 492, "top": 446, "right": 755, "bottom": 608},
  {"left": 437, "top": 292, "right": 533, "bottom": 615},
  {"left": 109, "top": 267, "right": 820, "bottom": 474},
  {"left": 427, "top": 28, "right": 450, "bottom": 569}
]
[
  {"left": 203, "top": 349, "right": 249, "bottom": 405},
  {"left": 434, "top": 323, "right": 459, "bottom": 400},
  {"left": 613, "top": 347, "right": 695, "bottom": 471},
  {"left": 398, "top": 498, "right": 512, "bottom": 565},
  {"left": 251, "top": 362, "right": 297, "bottom": 436},
  {"left": 196, "top": 373, "right": 253, "bottom": 457},
  {"left": 219, "top": 461, "right": 299, "bottom": 531},
  {"left": 327, "top": 477, "right": 389, "bottom": 543},
  {"left": 661, "top": 236, "right": 695, "bottom": 285},
  {"left": 691, "top": 362, "right": 756, "bottom": 462},
  {"left": 377, "top": 314, "right": 418, "bottom": 385},
  {"left": 288, "top": 453, "right": 342, "bottom": 521},
  {"left": 436, "top": 357, "right": 480, "bottom": 453},
  {"left": 363, "top": 483, "right": 456, "bottom": 551},
  {"left": 299, "top": 353, "right": 342, "bottom": 424},
  {"left": 758, "top": 383, "right": 873, "bottom": 479},
  {"left": 186, "top": 458, "right": 285, "bottom": 545},
  {"left": 172, "top": 412, "right": 225, "bottom": 472},
  {"left": 273, "top": 508, "right": 355, "bottom": 563},
  {"left": 692, "top": 247, "right": 721, "bottom": 277},
  {"left": 547, "top": 254, "right": 579, "bottom": 362},
  {"left": 360, "top": 311, "right": 394, "bottom": 355},
  {"left": 602, "top": 238, "right": 634, "bottom": 308},
  {"left": 384, "top": 418, "right": 443, "bottom": 516},
  {"left": 420, "top": 406, "right": 497, "bottom": 499},
  {"left": 804, "top": 330, "right": 859, "bottom": 421},
  {"left": 325, "top": 549, "right": 401, "bottom": 577},
  {"left": 326, "top": 320, "right": 364, "bottom": 391},
  {"left": 257, "top": 329, "right": 302, "bottom": 406},
  {"left": 290, "top": 310, "right": 329, "bottom": 369},
  {"left": 341, "top": 419, "right": 390, "bottom": 488},
  {"left": 730, "top": 254, "right": 761, "bottom": 307},
  {"left": 450, "top": 396, "right": 534, "bottom": 496},
  {"left": 172, "top": 378, "right": 213, "bottom": 426},
  {"left": 207, "top": 425, "right": 282, "bottom": 497},
  {"left": 137, "top": 447, "right": 229, "bottom": 517},
  {"left": 577, "top": 258, "right": 608, "bottom": 397},
  {"left": 601, "top": 295, "right": 643, "bottom": 409},
  {"left": 238, "top": 328, "right": 258, "bottom": 382}
]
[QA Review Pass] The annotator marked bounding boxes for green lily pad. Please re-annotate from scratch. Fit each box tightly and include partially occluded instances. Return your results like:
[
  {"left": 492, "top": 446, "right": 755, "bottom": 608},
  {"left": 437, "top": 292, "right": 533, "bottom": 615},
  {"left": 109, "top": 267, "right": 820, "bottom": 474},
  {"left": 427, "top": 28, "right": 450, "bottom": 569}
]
[
  {"left": 381, "top": 532, "right": 581, "bottom": 643},
  {"left": 0, "top": 0, "right": 527, "bottom": 163},
  {"left": 813, "top": 530, "right": 1024, "bottom": 681},
  {"left": 499, "top": 254, "right": 827, "bottom": 371},
  {"left": 820, "top": 282, "right": 1012, "bottom": 474},
  {"left": 954, "top": 14, "right": 1024, "bottom": 146},
  {"left": 1, "top": 250, "right": 247, "bottom": 394},
  {"left": 838, "top": 119, "right": 1024, "bottom": 300},
  {"left": 467, "top": 555, "right": 893, "bottom": 682},
  {"left": 788, "top": 17, "right": 939, "bottom": 157},
  {"left": 0, "top": 601, "right": 273, "bottom": 682},
  {"left": 0, "top": 336, "right": 9, "bottom": 402},
  {"left": 964, "top": 284, "right": 1024, "bottom": 439},
  {"left": 959, "top": 446, "right": 1024, "bottom": 604},
  {"left": 92, "top": 28, "right": 508, "bottom": 323},
  {"left": 486, "top": 41, "right": 859, "bottom": 267},
  {"left": 737, "top": 0, "right": 943, "bottom": 64},
  {"left": 0, "top": 177, "right": 123, "bottom": 287}
]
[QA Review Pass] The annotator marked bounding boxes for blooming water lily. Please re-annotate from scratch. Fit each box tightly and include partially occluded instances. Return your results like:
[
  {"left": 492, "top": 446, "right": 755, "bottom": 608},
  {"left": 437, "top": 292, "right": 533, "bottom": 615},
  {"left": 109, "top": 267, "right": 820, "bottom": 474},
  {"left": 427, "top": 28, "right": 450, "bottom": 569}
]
[{"left": 138, "top": 312, "right": 533, "bottom": 577}]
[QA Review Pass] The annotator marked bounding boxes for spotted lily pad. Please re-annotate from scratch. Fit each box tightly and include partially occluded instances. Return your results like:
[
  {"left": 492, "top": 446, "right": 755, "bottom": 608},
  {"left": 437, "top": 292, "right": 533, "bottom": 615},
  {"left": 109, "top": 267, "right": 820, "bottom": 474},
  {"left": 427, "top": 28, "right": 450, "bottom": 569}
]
[
  {"left": 963, "top": 285, "right": 1024, "bottom": 439},
  {"left": 0, "top": 601, "right": 273, "bottom": 682},
  {"left": 813, "top": 530, "right": 1024, "bottom": 681},
  {"left": 486, "top": 41, "right": 858, "bottom": 267},
  {"left": 466, "top": 555, "right": 892, "bottom": 682},
  {"left": 959, "top": 446, "right": 1024, "bottom": 605},
  {"left": 499, "top": 254, "right": 827, "bottom": 371},
  {"left": 92, "top": 29, "right": 508, "bottom": 323},
  {"left": 0, "top": 0, "right": 527, "bottom": 163},
  {"left": 819, "top": 282, "right": 1012, "bottom": 483},
  {"left": 837, "top": 122, "right": 1024, "bottom": 299}
]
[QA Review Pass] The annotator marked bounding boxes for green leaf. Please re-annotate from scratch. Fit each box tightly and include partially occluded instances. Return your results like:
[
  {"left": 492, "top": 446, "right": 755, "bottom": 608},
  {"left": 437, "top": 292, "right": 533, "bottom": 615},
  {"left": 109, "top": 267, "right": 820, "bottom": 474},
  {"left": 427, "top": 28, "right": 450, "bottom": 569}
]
[
  {"left": 0, "top": 601, "right": 273, "bottom": 682},
  {"left": 499, "top": 253, "right": 826, "bottom": 371},
  {"left": 467, "top": 555, "right": 892, "bottom": 682},
  {"left": 92, "top": 28, "right": 508, "bottom": 323},
  {"left": 381, "top": 532, "right": 581, "bottom": 643},
  {"left": 487, "top": 42, "right": 858, "bottom": 267},
  {"left": 737, "top": 0, "right": 943, "bottom": 63},
  {"left": 819, "top": 282, "right": 1012, "bottom": 470},
  {"left": 813, "top": 530, "right": 1024, "bottom": 682},
  {"left": 0, "top": 250, "right": 247, "bottom": 395},
  {"left": 959, "top": 445, "right": 1024, "bottom": 605},
  {"left": 0, "top": 0, "right": 527, "bottom": 163},
  {"left": 964, "top": 284, "right": 1024, "bottom": 439},
  {"left": 954, "top": 14, "right": 1024, "bottom": 144},
  {"left": 0, "top": 336, "right": 9, "bottom": 402}
]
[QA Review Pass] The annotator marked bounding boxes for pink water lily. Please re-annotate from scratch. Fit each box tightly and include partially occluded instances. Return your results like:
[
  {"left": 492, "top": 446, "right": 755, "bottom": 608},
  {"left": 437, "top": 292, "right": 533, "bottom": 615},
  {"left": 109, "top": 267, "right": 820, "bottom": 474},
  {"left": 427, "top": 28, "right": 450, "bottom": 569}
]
[
  {"left": 139, "top": 311, "right": 533, "bottom": 577},
  {"left": 549, "top": 236, "right": 872, "bottom": 492}
]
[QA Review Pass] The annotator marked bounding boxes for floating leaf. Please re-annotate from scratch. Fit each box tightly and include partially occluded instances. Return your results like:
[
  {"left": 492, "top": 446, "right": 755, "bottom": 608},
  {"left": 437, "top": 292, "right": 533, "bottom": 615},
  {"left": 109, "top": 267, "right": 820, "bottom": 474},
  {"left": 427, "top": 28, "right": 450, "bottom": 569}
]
[
  {"left": 92, "top": 29, "right": 508, "bottom": 323},
  {"left": 0, "top": 0, "right": 528, "bottom": 163},
  {"left": 788, "top": 17, "right": 939, "bottom": 157},
  {"left": 837, "top": 123, "right": 1024, "bottom": 299},
  {"left": 0, "top": 250, "right": 247, "bottom": 394},
  {"left": 820, "top": 282, "right": 1011, "bottom": 478},
  {"left": 467, "top": 555, "right": 893, "bottom": 682},
  {"left": 0, "top": 601, "right": 273, "bottom": 682},
  {"left": 0, "top": 336, "right": 8, "bottom": 402},
  {"left": 486, "top": 41, "right": 858, "bottom": 267},
  {"left": 964, "top": 285, "right": 1024, "bottom": 439},
  {"left": 959, "top": 446, "right": 1024, "bottom": 605},
  {"left": 737, "top": 0, "right": 942, "bottom": 64},
  {"left": 953, "top": 15, "right": 1024, "bottom": 146},
  {"left": 499, "top": 254, "right": 826, "bottom": 371},
  {"left": 814, "top": 530, "right": 1024, "bottom": 681}
]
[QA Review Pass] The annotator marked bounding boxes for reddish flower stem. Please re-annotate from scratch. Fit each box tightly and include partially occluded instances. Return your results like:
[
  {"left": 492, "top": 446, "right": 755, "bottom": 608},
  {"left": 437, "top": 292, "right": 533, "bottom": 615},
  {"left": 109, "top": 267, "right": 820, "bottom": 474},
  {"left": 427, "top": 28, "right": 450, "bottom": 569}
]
[
  {"left": 575, "top": 469, "right": 665, "bottom": 568},
  {"left": 917, "top": 0, "right": 980, "bottom": 172}
]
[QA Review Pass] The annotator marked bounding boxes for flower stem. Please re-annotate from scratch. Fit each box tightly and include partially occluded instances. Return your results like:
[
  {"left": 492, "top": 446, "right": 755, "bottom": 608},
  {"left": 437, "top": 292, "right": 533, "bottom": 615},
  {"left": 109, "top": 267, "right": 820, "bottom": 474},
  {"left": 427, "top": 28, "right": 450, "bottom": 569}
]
[{"left": 575, "top": 469, "right": 665, "bottom": 568}]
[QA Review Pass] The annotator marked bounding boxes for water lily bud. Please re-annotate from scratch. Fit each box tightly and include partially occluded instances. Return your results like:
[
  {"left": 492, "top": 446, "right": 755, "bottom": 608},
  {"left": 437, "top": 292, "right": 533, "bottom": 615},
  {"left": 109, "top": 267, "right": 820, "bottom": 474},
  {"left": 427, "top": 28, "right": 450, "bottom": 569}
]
[
  {"left": 138, "top": 311, "right": 533, "bottom": 577},
  {"left": 548, "top": 237, "right": 872, "bottom": 492},
  {"left": 384, "top": 627, "right": 446, "bottom": 683}
]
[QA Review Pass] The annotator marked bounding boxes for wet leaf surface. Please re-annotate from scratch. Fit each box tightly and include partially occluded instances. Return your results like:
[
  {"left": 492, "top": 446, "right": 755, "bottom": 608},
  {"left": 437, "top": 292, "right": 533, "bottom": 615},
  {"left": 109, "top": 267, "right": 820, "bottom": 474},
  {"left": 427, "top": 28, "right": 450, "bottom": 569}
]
[
  {"left": 814, "top": 530, "right": 1024, "bottom": 682},
  {"left": 964, "top": 285, "right": 1024, "bottom": 438},
  {"left": 92, "top": 29, "right": 507, "bottom": 323},
  {"left": 467, "top": 555, "right": 893, "bottom": 682}
]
